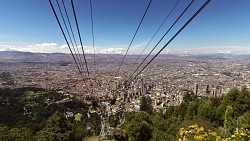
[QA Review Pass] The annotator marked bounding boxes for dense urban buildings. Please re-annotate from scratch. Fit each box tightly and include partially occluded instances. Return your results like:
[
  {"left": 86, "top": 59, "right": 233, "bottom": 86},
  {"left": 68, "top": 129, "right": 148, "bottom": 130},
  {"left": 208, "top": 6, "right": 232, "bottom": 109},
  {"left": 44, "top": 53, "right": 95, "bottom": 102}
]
[{"left": 1, "top": 52, "right": 250, "bottom": 113}]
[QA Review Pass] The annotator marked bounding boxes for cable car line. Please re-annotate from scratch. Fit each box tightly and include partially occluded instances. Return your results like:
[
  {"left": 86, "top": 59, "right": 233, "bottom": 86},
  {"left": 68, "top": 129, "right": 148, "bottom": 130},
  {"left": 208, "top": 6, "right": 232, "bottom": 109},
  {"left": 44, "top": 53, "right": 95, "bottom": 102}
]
[
  {"left": 132, "top": 0, "right": 181, "bottom": 66},
  {"left": 61, "top": 0, "right": 86, "bottom": 75},
  {"left": 116, "top": 0, "right": 153, "bottom": 76},
  {"left": 89, "top": 0, "right": 96, "bottom": 78},
  {"left": 71, "top": 0, "right": 90, "bottom": 80},
  {"left": 55, "top": 0, "right": 86, "bottom": 77},
  {"left": 48, "top": 0, "right": 86, "bottom": 82},
  {"left": 133, "top": 0, "right": 212, "bottom": 80},
  {"left": 127, "top": 0, "right": 195, "bottom": 81}
]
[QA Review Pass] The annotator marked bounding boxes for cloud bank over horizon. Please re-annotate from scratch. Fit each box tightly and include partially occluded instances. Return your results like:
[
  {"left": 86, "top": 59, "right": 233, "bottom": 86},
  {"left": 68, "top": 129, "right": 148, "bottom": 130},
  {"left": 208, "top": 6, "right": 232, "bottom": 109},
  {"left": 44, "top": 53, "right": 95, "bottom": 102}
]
[
  {"left": 163, "top": 46, "right": 250, "bottom": 55},
  {"left": 0, "top": 42, "right": 250, "bottom": 55},
  {"left": 0, "top": 43, "right": 126, "bottom": 54}
]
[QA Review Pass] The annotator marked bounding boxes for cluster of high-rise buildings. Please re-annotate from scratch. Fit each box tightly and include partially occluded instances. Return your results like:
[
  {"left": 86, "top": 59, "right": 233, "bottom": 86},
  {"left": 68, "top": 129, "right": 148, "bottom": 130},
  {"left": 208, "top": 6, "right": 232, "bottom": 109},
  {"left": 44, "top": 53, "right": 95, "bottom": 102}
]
[{"left": 1, "top": 55, "right": 250, "bottom": 112}]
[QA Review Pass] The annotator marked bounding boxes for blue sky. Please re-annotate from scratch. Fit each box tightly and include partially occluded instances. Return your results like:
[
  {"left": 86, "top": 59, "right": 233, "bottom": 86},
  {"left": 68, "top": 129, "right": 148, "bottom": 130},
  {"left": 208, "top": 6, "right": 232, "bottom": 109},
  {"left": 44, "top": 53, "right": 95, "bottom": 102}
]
[{"left": 0, "top": 0, "right": 250, "bottom": 54}]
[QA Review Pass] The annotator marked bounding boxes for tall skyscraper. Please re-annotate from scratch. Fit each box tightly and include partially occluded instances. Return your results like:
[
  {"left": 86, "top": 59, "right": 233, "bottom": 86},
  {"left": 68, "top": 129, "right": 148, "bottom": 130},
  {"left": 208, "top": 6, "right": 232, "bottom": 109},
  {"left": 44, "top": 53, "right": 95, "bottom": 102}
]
[
  {"left": 195, "top": 83, "right": 199, "bottom": 95},
  {"left": 206, "top": 84, "right": 209, "bottom": 94},
  {"left": 141, "top": 79, "right": 145, "bottom": 95}
]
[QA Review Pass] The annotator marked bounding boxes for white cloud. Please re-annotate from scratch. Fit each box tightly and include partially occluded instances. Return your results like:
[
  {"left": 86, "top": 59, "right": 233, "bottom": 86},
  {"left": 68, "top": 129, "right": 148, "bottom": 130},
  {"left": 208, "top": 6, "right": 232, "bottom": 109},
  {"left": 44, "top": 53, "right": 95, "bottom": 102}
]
[
  {"left": 0, "top": 43, "right": 126, "bottom": 54},
  {"left": 0, "top": 44, "right": 17, "bottom": 51},
  {"left": 24, "top": 43, "right": 69, "bottom": 53},
  {"left": 163, "top": 46, "right": 250, "bottom": 54},
  {"left": 77, "top": 46, "right": 126, "bottom": 54},
  {"left": 1, "top": 43, "right": 250, "bottom": 55}
]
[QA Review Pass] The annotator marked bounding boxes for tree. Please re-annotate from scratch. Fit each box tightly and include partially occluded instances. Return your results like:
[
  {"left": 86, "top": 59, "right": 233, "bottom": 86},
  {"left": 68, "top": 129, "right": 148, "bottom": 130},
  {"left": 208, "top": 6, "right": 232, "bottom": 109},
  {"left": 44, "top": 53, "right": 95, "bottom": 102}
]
[
  {"left": 222, "top": 88, "right": 239, "bottom": 105},
  {"left": 151, "top": 129, "right": 174, "bottom": 141},
  {"left": 185, "top": 99, "right": 200, "bottom": 120},
  {"left": 125, "top": 120, "right": 152, "bottom": 141},
  {"left": 234, "top": 87, "right": 250, "bottom": 117},
  {"left": 109, "top": 115, "right": 119, "bottom": 127},
  {"left": 237, "top": 111, "right": 250, "bottom": 130},
  {"left": 197, "top": 99, "right": 214, "bottom": 121},
  {"left": 0, "top": 125, "right": 34, "bottom": 141},
  {"left": 164, "top": 106, "right": 176, "bottom": 119},
  {"left": 70, "top": 124, "right": 86, "bottom": 141},
  {"left": 140, "top": 95, "right": 153, "bottom": 114},
  {"left": 183, "top": 90, "right": 197, "bottom": 104},
  {"left": 124, "top": 112, "right": 152, "bottom": 141},
  {"left": 8, "top": 127, "right": 34, "bottom": 141},
  {"left": 35, "top": 112, "right": 72, "bottom": 141},
  {"left": 0, "top": 125, "right": 9, "bottom": 140},
  {"left": 224, "top": 105, "right": 234, "bottom": 137}
]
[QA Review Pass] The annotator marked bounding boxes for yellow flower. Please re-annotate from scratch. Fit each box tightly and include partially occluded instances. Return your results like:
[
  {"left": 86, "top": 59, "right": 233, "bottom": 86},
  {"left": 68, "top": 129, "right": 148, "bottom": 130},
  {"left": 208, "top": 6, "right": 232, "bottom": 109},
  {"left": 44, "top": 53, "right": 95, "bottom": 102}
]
[
  {"left": 209, "top": 131, "right": 218, "bottom": 137},
  {"left": 179, "top": 129, "right": 185, "bottom": 137},
  {"left": 194, "top": 135, "right": 205, "bottom": 140},
  {"left": 189, "top": 124, "right": 198, "bottom": 129}
]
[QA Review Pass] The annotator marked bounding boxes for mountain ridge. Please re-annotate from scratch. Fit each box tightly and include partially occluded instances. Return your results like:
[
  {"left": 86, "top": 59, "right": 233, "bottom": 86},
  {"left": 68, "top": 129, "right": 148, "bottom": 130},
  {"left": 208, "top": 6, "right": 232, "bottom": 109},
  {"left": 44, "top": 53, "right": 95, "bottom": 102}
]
[{"left": 0, "top": 51, "right": 249, "bottom": 63}]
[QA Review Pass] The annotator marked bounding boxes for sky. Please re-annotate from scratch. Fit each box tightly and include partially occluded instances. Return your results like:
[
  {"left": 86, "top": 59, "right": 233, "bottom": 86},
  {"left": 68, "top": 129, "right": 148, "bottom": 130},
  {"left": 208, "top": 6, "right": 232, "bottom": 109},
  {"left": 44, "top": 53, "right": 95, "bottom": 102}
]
[{"left": 0, "top": 0, "right": 250, "bottom": 54}]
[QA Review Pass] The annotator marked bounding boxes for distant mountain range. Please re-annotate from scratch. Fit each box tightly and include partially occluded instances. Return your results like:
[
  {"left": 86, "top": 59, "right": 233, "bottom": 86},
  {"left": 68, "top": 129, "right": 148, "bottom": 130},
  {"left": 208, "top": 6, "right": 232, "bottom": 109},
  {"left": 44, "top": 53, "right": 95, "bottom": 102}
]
[
  {"left": 192, "top": 53, "right": 250, "bottom": 59},
  {"left": 0, "top": 51, "right": 249, "bottom": 63},
  {"left": 0, "top": 51, "right": 34, "bottom": 56},
  {"left": 0, "top": 51, "right": 72, "bottom": 63}
]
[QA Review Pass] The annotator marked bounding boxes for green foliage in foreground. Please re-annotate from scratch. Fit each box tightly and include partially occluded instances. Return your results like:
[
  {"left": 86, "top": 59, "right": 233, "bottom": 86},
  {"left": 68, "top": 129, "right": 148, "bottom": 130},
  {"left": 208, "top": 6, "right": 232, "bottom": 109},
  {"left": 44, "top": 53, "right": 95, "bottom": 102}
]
[
  {"left": 0, "top": 87, "right": 100, "bottom": 141},
  {"left": 115, "top": 87, "right": 250, "bottom": 141},
  {"left": 0, "top": 87, "right": 250, "bottom": 141}
]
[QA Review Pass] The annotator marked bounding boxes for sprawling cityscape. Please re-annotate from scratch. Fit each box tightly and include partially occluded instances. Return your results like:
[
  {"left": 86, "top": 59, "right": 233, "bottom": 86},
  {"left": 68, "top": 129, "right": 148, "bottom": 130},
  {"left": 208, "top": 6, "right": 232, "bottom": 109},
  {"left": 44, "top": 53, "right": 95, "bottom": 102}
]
[
  {"left": 1, "top": 51, "right": 250, "bottom": 140},
  {"left": 1, "top": 52, "right": 250, "bottom": 112}
]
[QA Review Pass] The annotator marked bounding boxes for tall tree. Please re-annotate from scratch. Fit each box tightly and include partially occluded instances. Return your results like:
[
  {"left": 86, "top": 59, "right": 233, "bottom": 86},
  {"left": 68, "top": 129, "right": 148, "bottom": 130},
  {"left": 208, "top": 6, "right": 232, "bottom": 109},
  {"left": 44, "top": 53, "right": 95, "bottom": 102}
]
[
  {"left": 35, "top": 112, "right": 72, "bottom": 141},
  {"left": 140, "top": 95, "right": 153, "bottom": 114},
  {"left": 224, "top": 105, "right": 234, "bottom": 137},
  {"left": 125, "top": 112, "right": 152, "bottom": 141}
]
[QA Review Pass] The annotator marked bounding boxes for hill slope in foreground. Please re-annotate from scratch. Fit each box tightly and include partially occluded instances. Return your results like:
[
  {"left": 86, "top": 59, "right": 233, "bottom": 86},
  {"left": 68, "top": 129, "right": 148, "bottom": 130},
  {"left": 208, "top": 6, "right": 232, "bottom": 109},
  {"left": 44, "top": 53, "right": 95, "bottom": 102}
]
[{"left": 0, "top": 87, "right": 250, "bottom": 140}]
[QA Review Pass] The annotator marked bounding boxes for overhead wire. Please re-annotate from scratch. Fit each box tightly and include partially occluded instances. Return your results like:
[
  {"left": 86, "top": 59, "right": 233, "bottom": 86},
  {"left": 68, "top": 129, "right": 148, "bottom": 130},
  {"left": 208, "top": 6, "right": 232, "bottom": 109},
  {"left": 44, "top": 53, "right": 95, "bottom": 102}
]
[
  {"left": 132, "top": 0, "right": 181, "bottom": 66},
  {"left": 127, "top": 0, "right": 195, "bottom": 81},
  {"left": 71, "top": 0, "right": 91, "bottom": 79},
  {"left": 62, "top": 0, "right": 89, "bottom": 91},
  {"left": 115, "top": 0, "right": 153, "bottom": 76},
  {"left": 89, "top": 0, "right": 96, "bottom": 78},
  {"left": 48, "top": 0, "right": 86, "bottom": 83},
  {"left": 133, "top": 0, "right": 212, "bottom": 79},
  {"left": 61, "top": 0, "right": 86, "bottom": 75},
  {"left": 55, "top": 0, "right": 86, "bottom": 77},
  {"left": 49, "top": 0, "right": 211, "bottom": 93}
]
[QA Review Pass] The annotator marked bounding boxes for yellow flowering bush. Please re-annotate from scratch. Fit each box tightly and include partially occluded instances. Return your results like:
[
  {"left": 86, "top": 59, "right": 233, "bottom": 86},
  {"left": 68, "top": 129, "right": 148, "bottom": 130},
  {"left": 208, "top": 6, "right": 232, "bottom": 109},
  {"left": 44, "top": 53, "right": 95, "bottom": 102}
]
[
  {"left": 179, "top": 124, "right": 220, "bottom": 141},
  {"left": 223, "top": 128, "right": 250, "bottom": 141},
  {"left": 179, "top": 125, "right": 250, "bottom": 141}
]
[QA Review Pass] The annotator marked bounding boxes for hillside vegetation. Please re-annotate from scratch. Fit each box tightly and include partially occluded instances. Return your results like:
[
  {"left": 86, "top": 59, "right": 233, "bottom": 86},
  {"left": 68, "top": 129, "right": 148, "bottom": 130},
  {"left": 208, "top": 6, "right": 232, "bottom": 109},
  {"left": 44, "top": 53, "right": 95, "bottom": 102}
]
[{"left": 0, "top": 87, "right": 249, "bottom": 140}]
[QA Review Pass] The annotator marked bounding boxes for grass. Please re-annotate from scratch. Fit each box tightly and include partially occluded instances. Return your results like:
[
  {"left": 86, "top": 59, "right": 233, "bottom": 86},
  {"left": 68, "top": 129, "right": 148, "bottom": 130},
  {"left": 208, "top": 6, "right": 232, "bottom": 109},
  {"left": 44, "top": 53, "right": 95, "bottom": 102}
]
[
  {"left": 24, "top": 91, "right": 47, "bottom": 100},
  {"left": 84, "top": 136, "right": 112, "bottom": 141},
  {"left": 84, "top": 136, "right": 99, "bottom": 141},
  {"left": 74, "top": 113, "right": 82, "bottom": 122}
]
